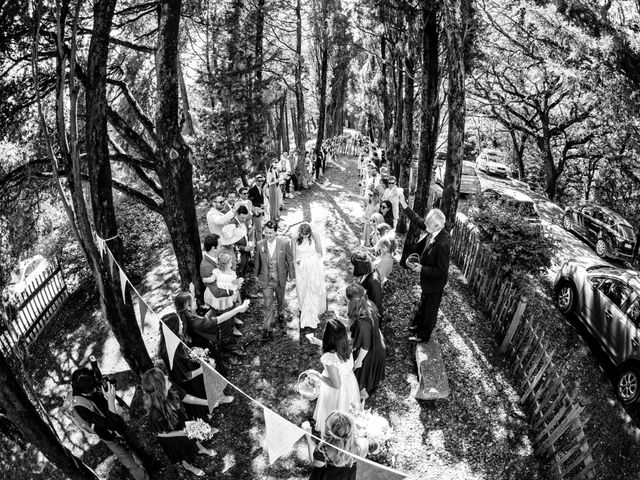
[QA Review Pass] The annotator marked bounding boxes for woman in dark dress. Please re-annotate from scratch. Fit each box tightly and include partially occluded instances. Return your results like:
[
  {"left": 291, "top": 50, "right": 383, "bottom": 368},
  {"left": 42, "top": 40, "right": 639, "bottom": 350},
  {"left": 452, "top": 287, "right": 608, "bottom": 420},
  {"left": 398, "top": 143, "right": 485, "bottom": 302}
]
[
  {"left": 350, "top": 251, "right": 383, "bottom": 320},
  {"left": 346, "top": 284, "right": 386, "bottom": 396},
  {"left": 379, "top": 200, "right": 394, "bottom": 228},
  {"left": 142, "top": 367, "right": 215, "bottom": 477},
  {"left": 159, "top": 313, "right": 233, "bottom": 420},
  {"left": 302, "top": 412, "right": 375, "bottom": 480}
]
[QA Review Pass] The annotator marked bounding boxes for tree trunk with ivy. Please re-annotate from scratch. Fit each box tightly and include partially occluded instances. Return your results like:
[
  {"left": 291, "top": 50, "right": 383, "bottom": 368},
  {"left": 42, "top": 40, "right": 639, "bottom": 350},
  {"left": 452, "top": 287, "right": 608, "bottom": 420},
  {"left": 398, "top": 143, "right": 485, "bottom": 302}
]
[
  {"left": 156, "top": 0, "right": 204, "bottom": 300},
  {"left": 294, "top": 0, "right": 310, "bottom": 188}
]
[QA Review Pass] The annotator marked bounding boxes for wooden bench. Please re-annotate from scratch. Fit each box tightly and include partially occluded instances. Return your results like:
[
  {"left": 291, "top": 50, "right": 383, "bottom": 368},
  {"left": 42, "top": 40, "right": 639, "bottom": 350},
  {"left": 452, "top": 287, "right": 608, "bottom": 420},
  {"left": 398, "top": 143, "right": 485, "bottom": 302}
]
[{"left": 413, "top": 340, "right": 450, "bottom": 400}]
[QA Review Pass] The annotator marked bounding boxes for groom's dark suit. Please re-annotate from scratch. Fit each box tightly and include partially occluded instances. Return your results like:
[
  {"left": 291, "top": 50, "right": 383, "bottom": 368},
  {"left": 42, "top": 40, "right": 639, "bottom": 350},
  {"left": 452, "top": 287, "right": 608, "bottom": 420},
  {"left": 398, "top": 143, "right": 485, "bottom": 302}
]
[
  {"left": 404, "top": 207, "right": 450, "bottom": 342},
  {"left": 254, "top": 236, "right": 295, "bottom": 332}
]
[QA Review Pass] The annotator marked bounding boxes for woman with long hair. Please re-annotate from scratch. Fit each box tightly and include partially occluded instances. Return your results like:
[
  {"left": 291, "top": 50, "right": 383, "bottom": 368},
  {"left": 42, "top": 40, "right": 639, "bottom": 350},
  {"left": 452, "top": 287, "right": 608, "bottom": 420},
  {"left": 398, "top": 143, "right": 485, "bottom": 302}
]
[
  {"left": 292, "top": 222, "right": 327, "bottom": 330},
  {"left": 175, "top": 292, "right": 249, "bottom": 369},
  {"left": 159, "top": 313, "right": 233, "bottom": 419},
  {"left": 302, "top": 412, "right": 377, "bottom": 479},
  {"left": 309, "top": 316, "right": 361, "bottom": 436},
  {"left": 372, "top": 235, "right": 396, "bottom": 284},
  {"left": 346, "top": 284, "right": 386, "bottom": 397},
  {"left": 350, "top": 251, "right": 383, "bottom": 320},
  {"left": 265, "top": 161, "right": 283, "bottom": 221},
  {"left": 379, "top": 200, "right": 394, "bottom": 228},
  {"left": 141, "top": 368, "right": 215, "bottom": 477},
  {"left": 366, "top": 212, "right": 385, "bottom": 249}
]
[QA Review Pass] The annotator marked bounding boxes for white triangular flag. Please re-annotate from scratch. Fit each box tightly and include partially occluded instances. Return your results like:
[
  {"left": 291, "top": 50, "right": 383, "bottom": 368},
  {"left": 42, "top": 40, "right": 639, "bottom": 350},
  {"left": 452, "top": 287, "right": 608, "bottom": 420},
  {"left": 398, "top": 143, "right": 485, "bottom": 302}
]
[
  {"left": 202, "top": 361, "right": 228, "bottom": 413},
  {"left": 161, "top": 321, "right": 181, "bottom": 370},
  {"left": 137, "top": 297, "right": 148, "bottom": 333},
  {"left": 95, "top": 237, "right": 104, "bottom": 258},
  {"left": 107, "top": 250, "right": 115, "bottom": 277},
  {"left": 263, "top": 407, "right": 304, "bottom": 464},
  {"left": 118, "top": 267, "right": 128, "bottom": 302},
  {"left": 356, "top": 459, "right": 406, "bottom": 480}
]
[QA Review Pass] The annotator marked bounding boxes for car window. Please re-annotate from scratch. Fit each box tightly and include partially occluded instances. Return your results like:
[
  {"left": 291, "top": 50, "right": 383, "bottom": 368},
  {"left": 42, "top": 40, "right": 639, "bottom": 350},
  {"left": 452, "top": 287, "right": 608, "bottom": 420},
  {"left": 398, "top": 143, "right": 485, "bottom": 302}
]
[
  {"left": 626, "top": 298, "right": 640, "bottom": 327},
  {"left": 581, "top": 206, "right": 594, "bottom": 217},
  {"left": 24, "top": 261, "right": 38, "bottom": 277},
  {"left": 599, "top": 279, "right": 634, "bottom": 310}
]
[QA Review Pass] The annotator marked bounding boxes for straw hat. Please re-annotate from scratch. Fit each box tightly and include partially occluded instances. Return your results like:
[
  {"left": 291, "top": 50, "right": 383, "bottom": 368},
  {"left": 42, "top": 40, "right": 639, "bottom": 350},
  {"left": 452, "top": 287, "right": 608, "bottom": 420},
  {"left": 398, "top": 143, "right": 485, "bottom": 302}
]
[{"left": 219, "top": 224, "right": 245, "bottom": 246}]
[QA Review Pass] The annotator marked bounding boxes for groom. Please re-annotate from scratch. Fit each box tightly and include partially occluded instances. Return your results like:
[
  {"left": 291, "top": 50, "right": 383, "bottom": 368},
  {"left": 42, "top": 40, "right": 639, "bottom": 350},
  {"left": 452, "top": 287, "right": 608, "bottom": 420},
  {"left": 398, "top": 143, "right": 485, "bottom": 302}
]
[{"left": 254, "top": 220, "right": 295, "bottom": 341}]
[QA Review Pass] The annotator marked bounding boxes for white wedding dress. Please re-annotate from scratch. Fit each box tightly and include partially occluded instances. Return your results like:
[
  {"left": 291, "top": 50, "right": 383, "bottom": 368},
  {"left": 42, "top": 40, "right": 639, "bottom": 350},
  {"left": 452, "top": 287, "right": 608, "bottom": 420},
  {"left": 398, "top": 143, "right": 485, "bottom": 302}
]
[{"left": 294, "top": 238, "right": 327, "bottom": 329}]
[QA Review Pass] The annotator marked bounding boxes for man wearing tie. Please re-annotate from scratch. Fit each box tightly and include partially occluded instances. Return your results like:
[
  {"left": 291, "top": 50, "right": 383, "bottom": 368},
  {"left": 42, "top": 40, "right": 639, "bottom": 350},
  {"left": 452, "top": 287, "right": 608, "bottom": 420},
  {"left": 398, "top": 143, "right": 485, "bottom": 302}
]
[
  {"left": 254, "top": 220, "right": 295, "bottom": 342},
  {"left": 400, "top": 196, "right": 450, "bottom": 343}
]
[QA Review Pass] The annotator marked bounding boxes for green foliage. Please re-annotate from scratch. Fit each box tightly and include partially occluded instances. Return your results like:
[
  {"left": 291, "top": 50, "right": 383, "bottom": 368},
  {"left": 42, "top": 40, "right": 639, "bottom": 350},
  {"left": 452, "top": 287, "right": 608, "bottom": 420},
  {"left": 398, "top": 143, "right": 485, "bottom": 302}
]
[{"left": 470, "top": 202, "right": 556, "bottom": 288}]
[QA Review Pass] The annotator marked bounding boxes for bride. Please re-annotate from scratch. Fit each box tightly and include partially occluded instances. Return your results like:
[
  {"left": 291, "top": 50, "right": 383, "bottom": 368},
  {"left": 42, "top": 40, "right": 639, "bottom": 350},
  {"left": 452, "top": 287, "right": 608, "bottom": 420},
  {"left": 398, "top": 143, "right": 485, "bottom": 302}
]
[{"left": 292, "top": 222, "right": 327, "bottom": 330}]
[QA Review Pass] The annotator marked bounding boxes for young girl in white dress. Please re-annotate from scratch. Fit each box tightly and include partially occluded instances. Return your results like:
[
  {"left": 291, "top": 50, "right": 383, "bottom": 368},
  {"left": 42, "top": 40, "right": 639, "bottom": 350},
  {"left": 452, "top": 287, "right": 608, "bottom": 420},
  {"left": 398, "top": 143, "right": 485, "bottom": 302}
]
[
  {"left": 310, "top": 316, "right": 361, "bottom": 436},
  {"left": 204, "top": 252, "right": 243, "bottom": 336},
  {"left": 292, "top": 222, "right": 327, "bottom": 330}
]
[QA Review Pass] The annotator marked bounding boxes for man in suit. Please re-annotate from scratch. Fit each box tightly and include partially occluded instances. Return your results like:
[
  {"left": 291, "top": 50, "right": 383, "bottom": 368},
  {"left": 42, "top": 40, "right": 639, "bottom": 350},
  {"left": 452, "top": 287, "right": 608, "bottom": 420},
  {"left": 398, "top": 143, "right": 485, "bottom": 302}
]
[
  {"left": 228, "top": 205, "right": 253, "bottom": 278},
  {"left": 254, "top": 220, "right": 295, "bottom": 341},
  {"left": 400, "top": 195, "right": 450, "bottom": 343}
]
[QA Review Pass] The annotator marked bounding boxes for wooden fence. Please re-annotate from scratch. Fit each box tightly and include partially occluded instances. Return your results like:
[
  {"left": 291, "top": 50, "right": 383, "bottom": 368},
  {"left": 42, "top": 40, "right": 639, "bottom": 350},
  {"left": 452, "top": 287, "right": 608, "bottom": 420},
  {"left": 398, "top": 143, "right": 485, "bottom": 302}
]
[
  {"left": 0, "top": 263, "right": 68, "bottom": 354},
  {"left": 450, "top": 217, "right": 596, "bottom": 480}
]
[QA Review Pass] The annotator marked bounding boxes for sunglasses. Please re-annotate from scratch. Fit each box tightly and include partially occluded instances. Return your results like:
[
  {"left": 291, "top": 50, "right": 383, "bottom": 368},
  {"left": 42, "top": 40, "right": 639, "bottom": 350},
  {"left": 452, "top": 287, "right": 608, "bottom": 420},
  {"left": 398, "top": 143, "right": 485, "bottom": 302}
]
[
  {"left": 240, "top": 192, "right": 249, "bottom": 196},
  {"left": 380, "top": 205, "right": 389, "bottom": 209}
]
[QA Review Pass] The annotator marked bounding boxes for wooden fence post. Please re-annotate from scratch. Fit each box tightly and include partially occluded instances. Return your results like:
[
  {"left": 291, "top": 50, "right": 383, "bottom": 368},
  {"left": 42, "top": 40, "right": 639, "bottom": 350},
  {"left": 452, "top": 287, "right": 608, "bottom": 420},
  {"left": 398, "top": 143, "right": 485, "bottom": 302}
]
[{"left": 499, "top": 296, "right": 528, "bottom": 354}]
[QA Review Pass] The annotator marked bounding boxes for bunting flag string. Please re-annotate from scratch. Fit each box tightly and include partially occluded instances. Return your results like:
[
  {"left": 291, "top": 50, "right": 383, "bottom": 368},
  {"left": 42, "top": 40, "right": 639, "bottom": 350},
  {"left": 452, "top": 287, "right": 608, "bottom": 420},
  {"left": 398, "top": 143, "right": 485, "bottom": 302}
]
[{"left": 94, "top": 234, "right": 410, "bottom": 479}]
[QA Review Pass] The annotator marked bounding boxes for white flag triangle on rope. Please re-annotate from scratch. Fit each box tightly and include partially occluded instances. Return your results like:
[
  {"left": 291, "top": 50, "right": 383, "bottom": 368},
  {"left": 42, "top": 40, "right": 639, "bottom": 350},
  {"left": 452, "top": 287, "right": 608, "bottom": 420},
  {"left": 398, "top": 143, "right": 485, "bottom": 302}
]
[
  {"left": 137, "top": 297, "right": 148, "bottom": 333},
  {"left": 95, "top": 237, "right": 104, "bottom": 258},
  {"left": 263, "top": 406, "right": 304, "bottom": 465},
  {"left": 107, "top": 250, "right": 115, "bottom": 277},
  {"left": 202, "top": 361, "right": 228, "bottom": 413},
  {"left": 355, "top": 458, "right": 406, "bottom": 480},
  {"left": 161, "top": 321, "right": 181, "bottom": 370},
  {"left": 118, "top": 267, "right": 128, "bottom": 302}
]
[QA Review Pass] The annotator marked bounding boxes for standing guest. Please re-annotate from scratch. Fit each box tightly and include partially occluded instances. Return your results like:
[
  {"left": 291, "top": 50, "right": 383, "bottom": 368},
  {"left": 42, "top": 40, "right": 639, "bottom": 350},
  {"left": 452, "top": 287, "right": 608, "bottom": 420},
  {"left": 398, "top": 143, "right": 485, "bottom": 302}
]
[
  {"left": 141, "top": 368, "right": 215, "bottom": 477},
  {"left": 204, "top": 252, "right": 244, "bottom": 337},
  {"left": 224, "top": 190, "right": 238, "bottom": 213},
  {"left": 236, "top": 187, "right": 254, "bottom": 240},
  {"left": 375, "top": 223, "right": 393, "bottom": 240},
  {"left": 379, "top": 200, "right": 394, "bottom": 228},
  {"left": 218, "top": 224, "right": 242, "bottom": 272},
  {"left": 382, "top": 175, "right": 403, "bottom": 226},
  {"left": 350, "top": 251, "right": 383, "bottom": 320},
  {"left": 254, "top": 220, "right": 295, "bottom": 341},
  {"left": 201, "top": 235, "right": 220, "bottom": 308},
  {"left": 206, "top": 196, "right": 239, "bottom": 236},
  {"left": 287, "top": 152, "right": 299, "bottom": 194},
  {"left": 248, "top": 175, "right": 266, "bottom": 241},
  {"left": 70, "top": 368, "right": 155, "bottom": 480},
  {"left": 266, "top": 161, "right": 283, "bottom": 221},
  {"left": 308, "top": 317, "right": 361, "bottom": 436},
  {"left": 292, "top": 222, "right": 326, "bottom": 331},
  {"left": 372, "top": 235, "right": 396, "bottom": 284},
  {"left": 159, "top": 312, "right": 233, "bottom": 415},
  {"left": 399, "top": 196, "right": 450, "bottom": 343},
  {"left": 227, "top": 205, "right": 253, "bottom": 278},
  {"left": 279, "top": 153, "right": 293, "bottom": 199},
  {"left": 302, "top": 412, "right": 376, "bottom": 480},
  {"left": 176, "top": 292, "right": 248, "bottom": 368},
  {"left": 346, "top": 284, "right": 386, "bottom": 397},
  {"left": 367, "top": 213, "right": 386, "bottom": 249}
]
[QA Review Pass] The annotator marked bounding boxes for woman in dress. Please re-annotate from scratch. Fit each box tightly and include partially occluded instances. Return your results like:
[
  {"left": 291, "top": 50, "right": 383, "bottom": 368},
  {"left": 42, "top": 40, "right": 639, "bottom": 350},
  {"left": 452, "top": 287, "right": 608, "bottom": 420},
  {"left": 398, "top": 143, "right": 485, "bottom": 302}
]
[
  {"left": 293, "top": 222, "right": 327, "bottom": 330},
  {"left": 309, "top": 316, "right": 361, "bottom": 436},
  {"left": 366, "top": 213, "right": 385, "bottom": 249},
  {"left": 379, "top": 200, "right": 394, "bottom": 227},
  {"left": 302, "top": 412, "right": 376, "bottom": 480},
  {"left": 159, "top": 312, "right": 233, "bottom": 418},
  {"left": 350, "top": 251, "right": 383, "bottom": 320},
  {"left": 266, "top": 161, "right": 283, "bottom": 221},
  {"left": 141, "top": 368, "right": 215, "bottom": 477},
  {"left": 207, "top": 252, "right": 244, "bottom": 337},
  {"left": 346, "top": 284, "right": 386, "bottom": 396},
  {"left": 373, "top": 235, "right": 396, "bottom": 285}
]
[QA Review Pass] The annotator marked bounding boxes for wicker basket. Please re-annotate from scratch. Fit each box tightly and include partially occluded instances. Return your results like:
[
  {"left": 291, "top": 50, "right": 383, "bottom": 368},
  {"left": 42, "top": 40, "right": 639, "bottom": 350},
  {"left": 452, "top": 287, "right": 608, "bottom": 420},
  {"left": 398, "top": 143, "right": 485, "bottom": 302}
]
[{"left": 296, "top": 370, "right": 321, "bottom": 401}]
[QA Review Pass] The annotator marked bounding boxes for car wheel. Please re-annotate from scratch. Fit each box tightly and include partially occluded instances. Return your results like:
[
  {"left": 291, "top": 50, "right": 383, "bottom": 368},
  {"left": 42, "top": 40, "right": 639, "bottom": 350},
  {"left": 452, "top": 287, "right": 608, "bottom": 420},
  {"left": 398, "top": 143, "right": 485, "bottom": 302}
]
[
  {"left": 596, "top": 238, "right": 608, "bottom": 258},
  {"left": 617, "top": 366, "right": 640, "bottom": 404},
  {"left": 562, "top": 214, "right": 572, "bottom": 231},
  {"left": 555, "top": 281, "right": 576, "bottom": 314}
]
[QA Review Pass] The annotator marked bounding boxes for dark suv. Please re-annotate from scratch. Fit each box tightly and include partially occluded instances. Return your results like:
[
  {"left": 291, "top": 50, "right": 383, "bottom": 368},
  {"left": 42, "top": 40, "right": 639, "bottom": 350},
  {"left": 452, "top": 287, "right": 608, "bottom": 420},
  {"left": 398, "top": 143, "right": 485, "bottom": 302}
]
[{"left": 562, "top": 204, "right": 636, "bottom": 261}]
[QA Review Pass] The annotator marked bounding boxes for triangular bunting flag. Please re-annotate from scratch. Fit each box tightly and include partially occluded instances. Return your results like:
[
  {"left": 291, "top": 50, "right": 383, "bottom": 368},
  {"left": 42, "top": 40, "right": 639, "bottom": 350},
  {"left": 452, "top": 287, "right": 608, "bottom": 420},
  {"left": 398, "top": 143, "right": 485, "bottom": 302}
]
[
  {"left": 161, "top": 321, "right": 181, "bottom": 370},
  {"left": 137, "top": 298, "right": 148, "bottom": 333},
  {"left": 263, "top": 407, "right": 304, "bottom": 464},
  {"left": 118, "top": 267, "right": 128, "bottom": 302},
  {"left": 107, "top": 250, "right": 115, "bottom": 277},
  {"left": 202, "top": 362, "right": 228, "bottom": 413},
  {"left": 355, "top": 459, "right": 406, "bottom": 480},
  {"left": 95, "top": 237, "right": 104, "bottom": 258}
]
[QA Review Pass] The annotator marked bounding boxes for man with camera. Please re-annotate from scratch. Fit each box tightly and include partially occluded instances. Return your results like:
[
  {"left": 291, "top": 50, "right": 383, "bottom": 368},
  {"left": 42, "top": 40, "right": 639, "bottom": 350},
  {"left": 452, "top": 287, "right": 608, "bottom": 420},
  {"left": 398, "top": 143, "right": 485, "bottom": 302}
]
[{"left": 70, "top": 366, "right": 157, "bottom": 480}]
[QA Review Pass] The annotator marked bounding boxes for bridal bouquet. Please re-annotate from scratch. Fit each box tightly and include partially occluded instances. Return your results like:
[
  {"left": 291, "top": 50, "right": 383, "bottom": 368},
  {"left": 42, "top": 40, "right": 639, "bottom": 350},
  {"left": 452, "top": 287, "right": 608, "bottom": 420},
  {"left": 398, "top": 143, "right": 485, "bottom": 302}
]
[{"left": 184, "top": 418, "right": 215, "bottom": 441}]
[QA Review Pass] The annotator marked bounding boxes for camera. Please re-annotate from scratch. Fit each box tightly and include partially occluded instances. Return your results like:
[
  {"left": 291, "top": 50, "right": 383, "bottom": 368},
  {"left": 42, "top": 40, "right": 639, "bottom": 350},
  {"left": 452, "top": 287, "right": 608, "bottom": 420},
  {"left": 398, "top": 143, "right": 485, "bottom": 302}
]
[{"left": 89, "top": 355, "right": 117, "bottom": 390}]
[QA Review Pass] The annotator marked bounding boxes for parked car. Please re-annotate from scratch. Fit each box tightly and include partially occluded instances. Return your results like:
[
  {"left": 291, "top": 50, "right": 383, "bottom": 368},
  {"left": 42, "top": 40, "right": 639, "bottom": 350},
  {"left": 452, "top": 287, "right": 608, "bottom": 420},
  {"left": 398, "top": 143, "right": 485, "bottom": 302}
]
[
  {"left": 8, "top": 255, "right": 50, "bottom": 296},
  {"left": 562, "top": 204, "right": 636, "bottom": 261},
  {"left": 480, "top": 188, "right": 541, "bottom": 223},
  {"left": 434, "top": 160, "right": 481, "bottom": 196},
  {"left": 554, "top": 262, "right": 640, "bottom": 403},
  {"left": 475, "top": 149, "right": 510, "bottom": 177}
]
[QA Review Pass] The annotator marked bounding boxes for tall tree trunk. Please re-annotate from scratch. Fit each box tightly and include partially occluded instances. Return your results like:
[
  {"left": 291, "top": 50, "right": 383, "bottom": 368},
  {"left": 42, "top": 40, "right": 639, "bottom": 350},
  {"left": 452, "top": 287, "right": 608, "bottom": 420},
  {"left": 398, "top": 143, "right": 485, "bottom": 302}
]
[
  {"left": 156, "top": 0, "right": 205, "bottom": 300},
  {"left": 294, "top": 0, "right": 309, "bottom": 188},
  {"left": 380, "top": 33, "right": 392, "bottom": 150},
  {"left": 537, "top": 129, "right": 558, "bottom": 200},
  {"left": 283, "top": 96, "right": 290, "bottom": 152},
  {"left": 401, "top": 0, "right": 440, "bottom": 263},
  {"left": 86, "top": 0, "right": 154, "bottom": 374},
  {"left": 391, "top": 56, "right": 404, "bottom": 179},
  {"left": 397, "top": 36, "right": 416, "bottom": 235},
  {"left": 440, "top": 0, "right": 467, "bottom": 228},
  {"left": 509, "top": 130, "right": 527, "bottom": 179},
  {"left": 178, "top": 59, "right": 195, "bottom": 136},
  {"left": 314, "top": 36, "right": 329, "bottom": 179},
  {"left": 0, "top": 352, "right": 100, "bottom": 480}
]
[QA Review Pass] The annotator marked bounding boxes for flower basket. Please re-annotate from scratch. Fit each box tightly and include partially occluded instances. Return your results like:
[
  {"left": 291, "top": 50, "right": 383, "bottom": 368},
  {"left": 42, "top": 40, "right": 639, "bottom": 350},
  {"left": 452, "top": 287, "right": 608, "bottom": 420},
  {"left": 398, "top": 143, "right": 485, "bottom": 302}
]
[{"left": 296, "top": 370, "right": 321, "bottom": 400}]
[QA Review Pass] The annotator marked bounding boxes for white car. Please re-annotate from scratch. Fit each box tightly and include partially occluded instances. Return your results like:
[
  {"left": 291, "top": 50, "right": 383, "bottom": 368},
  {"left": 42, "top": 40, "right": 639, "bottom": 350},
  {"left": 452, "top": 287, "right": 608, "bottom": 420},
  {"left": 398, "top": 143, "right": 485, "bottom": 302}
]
[
  {"left": 476, "top": 149, "right": 510, "bottom": 177},
  {"left": 8, "top": 255, "right": 51, "bottom": 296}
]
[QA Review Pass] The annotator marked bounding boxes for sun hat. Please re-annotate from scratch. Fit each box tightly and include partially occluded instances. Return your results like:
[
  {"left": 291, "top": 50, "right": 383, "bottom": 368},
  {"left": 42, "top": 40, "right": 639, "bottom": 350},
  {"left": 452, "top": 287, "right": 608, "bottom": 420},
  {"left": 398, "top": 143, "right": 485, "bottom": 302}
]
[{"left": 219, "top": 224, "right": 245, "bottom": 246}]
